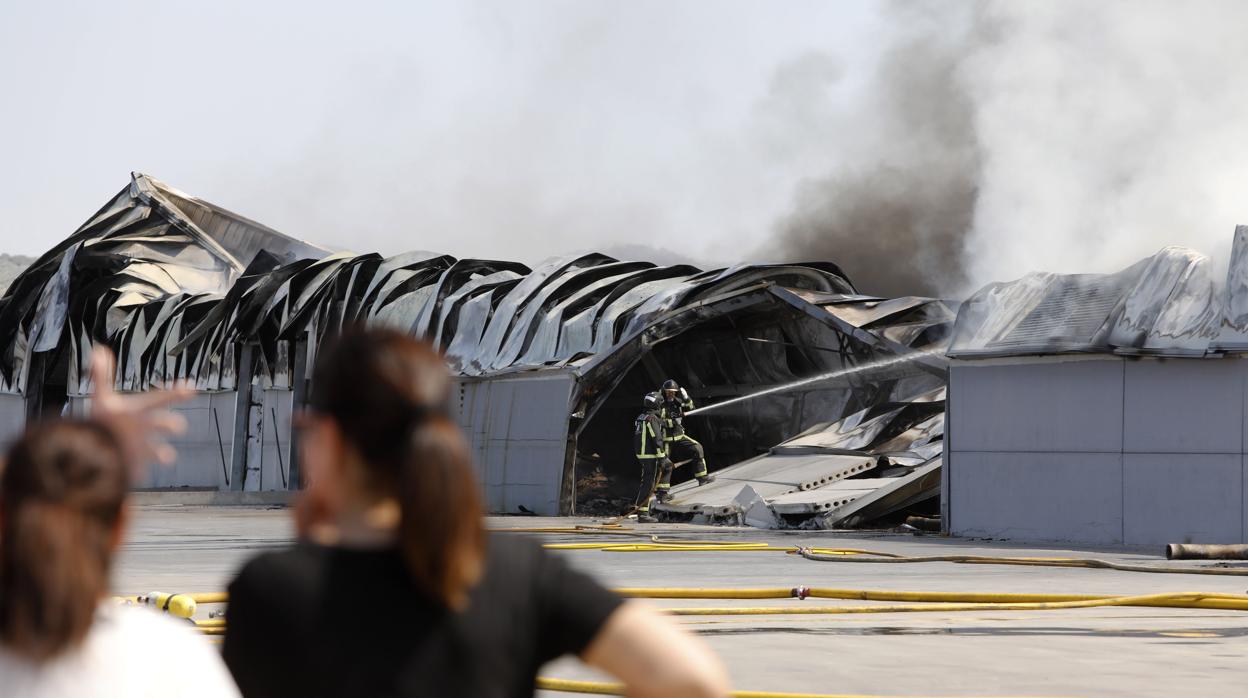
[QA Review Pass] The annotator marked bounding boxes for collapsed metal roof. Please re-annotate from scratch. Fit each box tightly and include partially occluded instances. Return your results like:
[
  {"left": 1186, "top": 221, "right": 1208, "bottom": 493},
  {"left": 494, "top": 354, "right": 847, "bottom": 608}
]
[
  {"left": 4, "top": 173, "right": 954, "bottom": 526},
  {"left": 0, "top": 173, "right": 863, "bottom": 393},
  {"left": 950, "top": 226, "right": 1248, "bottom": 359}
]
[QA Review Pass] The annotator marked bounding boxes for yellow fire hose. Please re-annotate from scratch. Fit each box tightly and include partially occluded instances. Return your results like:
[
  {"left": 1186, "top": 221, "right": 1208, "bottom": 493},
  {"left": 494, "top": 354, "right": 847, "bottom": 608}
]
[
  {"left": 656, "top": 592, "right": 1248, "bottom": 616},
  {"left": 546, "top": 541, "right": 779, "bottom": 551},
  {"left": 540, "top": 537, "right": 1248, "bottom": 576},
  {"left": 150, "top": 585, "right": 1248, "bottom": 623},
  {"left": 535, "top": 677, "right": 1070, "bottom": 698},
  {"left": 490, "top": 525, "right": 634, "bottom": 535},
  {"left": 614, "top": 587, "right": 1248, "bottom": 610},
  {"left": 791, "top": 547, "right": 1248, "bottom": 575},
  {"left": 498, "top": 524, "right": 1248, "bottom": 576},
  {"left": 183, "top": 589, "right": 1248, "bottom": 632}
]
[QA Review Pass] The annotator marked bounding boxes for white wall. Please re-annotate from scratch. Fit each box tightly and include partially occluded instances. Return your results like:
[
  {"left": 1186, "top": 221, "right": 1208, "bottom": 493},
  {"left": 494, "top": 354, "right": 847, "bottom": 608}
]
[
  {"left": 71, "top": 389, "right": 293, "bottom": 492},
  {"left": 451, "top": 372, "right": 574, "bottom": 516},
  {"left": 241, "top": 388, "right": 295, "bottom": 492},
  {"left": 948, "top": 356, "right": 1248, "bottom": 546},
  {"left": 70, "top": 392, "right": 237, "bottom": 489}
]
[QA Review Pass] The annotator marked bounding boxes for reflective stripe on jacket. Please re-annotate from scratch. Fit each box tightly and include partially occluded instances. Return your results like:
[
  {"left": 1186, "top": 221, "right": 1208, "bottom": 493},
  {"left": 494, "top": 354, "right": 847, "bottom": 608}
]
[
  {"left": 634, "top": 412, "right": 667, "bottom": 458},
  {"left": 660, "top": 398, "right": 695, "bottom": 440}
]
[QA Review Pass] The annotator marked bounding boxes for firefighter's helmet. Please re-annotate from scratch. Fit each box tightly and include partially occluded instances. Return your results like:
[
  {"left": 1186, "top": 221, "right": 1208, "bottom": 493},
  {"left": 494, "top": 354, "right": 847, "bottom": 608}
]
[{"left": 643, "top": 391, "right": 662, "bottom": 411}]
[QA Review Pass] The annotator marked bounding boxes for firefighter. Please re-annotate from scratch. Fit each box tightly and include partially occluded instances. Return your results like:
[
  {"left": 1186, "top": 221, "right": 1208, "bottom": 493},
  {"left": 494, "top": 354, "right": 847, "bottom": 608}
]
[
  {"left": 632, "top": 391, "right": 669, "bottom": 523},
  {"left": 658, "top": 379, "right": 714, "bottom": 486}
]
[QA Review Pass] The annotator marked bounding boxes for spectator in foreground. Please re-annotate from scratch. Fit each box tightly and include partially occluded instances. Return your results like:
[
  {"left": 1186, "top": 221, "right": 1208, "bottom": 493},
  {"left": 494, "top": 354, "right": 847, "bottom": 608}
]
[
  {"left": 223, "top": 328, "right": 729, "bottom": 698},
  {"left": 0, "top": 350, "right": 239, "bottom": 697}
]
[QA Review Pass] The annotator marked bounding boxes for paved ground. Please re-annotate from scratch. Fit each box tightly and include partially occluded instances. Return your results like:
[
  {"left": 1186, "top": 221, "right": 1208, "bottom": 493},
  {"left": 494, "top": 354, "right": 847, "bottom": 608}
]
[{"left": 116, "top": 506, "right": 1248, "bottom": 697}]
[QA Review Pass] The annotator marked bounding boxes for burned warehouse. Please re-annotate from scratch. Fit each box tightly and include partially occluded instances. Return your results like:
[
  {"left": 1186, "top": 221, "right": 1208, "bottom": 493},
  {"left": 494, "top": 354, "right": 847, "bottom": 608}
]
[
  {"left": 5, "top": 171, "right": 1248, "bottom": 546},
  {"left": 0, "top": 173, "right": 952, "bottom": 526}
]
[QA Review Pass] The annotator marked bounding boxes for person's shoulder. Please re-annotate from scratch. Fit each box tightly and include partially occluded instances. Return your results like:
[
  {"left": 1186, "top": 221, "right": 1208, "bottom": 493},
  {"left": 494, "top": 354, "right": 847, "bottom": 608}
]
[
  {"left": 230, "top": 544, "right": 328, "bottom": 597},
  {"left": 99, "top": 603, "right": 203, "bottom": 642},
  {"left": 91, "top": 604, "right": 223, "bottom": 663},
  {"left": 96, "top": 605, "right": 242, "bottom": 696},
  {"left": 0, "top": 606, "right": 234, "bottom": 698}
]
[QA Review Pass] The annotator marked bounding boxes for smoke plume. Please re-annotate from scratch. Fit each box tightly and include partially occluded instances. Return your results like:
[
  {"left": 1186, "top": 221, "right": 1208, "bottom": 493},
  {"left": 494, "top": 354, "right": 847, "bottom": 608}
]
[{"left": 770, "top": 1, "right": 1248, "bottom": 298}]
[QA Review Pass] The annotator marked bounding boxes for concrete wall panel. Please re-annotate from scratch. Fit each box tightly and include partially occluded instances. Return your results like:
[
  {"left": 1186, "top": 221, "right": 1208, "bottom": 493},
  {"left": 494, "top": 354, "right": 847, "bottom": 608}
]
[
  {"left": 504, "top": 375, "right": 573, "bottom": 439},
  {"left": 148, "top": 392, "right": 236, "bottom": 489},
  {"left": 950, "top": 357, "right": 1248, "bottom": 545},
  {"left": 256, "top": 389, "right": 294, "bottom": 491},
  {"left": 71, "top": 393, "right": 235, "bottom": 490},
  {"left": 950, "top": 360, "right": 1124, "bottom": 453},
  {"left": 1123, "top": 454, "right": 1242, "bottom": 546},
  {"left": 451, "top": 372, "right": 573, "bottom": 515},
  {"left": 1124, "top": 360, "right": 1243, "bottom": 454},
  {"left": 950, "top": 451, "right": 1123, "bottom": 544}
]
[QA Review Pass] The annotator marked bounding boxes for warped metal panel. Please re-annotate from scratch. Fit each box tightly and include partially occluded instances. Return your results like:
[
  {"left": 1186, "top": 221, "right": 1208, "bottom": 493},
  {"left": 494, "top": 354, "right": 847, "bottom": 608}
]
[
  {"left": 769, "top": 478, "right": 888, "bottom": 515},
  {"left": 828, "top": 458, "right": 942, "bottom": 528},
  {"left": 655, "top": 453, "right": 876, "bottom": 516}
]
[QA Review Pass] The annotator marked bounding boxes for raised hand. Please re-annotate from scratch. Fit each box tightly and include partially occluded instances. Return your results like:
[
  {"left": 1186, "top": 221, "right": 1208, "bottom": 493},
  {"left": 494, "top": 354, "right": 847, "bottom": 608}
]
[{"left": 87, "top": 346, "right": 191, "bottom": 478}]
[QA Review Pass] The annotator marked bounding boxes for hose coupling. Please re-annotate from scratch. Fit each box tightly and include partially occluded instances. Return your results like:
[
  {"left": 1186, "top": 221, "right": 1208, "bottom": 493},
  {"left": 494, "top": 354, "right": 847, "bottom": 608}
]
[{"left": 791, "top": 585, "right": 810, "bottom": 600}]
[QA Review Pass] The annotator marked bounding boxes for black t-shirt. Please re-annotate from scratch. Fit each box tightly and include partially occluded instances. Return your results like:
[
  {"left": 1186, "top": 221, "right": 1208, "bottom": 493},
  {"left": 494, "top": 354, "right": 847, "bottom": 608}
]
[{"left": 222, "top": 535, "right": 624, "bottom": 698}]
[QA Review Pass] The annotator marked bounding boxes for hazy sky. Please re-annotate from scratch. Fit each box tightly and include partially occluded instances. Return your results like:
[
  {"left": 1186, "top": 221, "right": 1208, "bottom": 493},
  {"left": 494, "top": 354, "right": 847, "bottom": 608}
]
[
  {"left": 0, "top": 1, "right": 880, "bottom": 266},
  {"left": 7, "top": 1, "right": 1247, "bottom": 297}
]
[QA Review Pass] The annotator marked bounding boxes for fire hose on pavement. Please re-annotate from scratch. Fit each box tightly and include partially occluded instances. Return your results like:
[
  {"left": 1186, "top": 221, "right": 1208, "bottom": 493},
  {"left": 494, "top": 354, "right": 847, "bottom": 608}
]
[
  {"left": 130, "top": 585, "right": 1248, "bottom": 623},
  {"left": 517, "top": 528, "right": 1248, "bottom": 576}
]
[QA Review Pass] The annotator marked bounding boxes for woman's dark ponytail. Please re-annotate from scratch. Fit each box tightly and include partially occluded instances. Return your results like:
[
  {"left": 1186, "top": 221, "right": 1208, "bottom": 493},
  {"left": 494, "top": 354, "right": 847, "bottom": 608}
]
[
  {"left": 312, "top": 328, "right": 485, "bottom": 608},
  {"left": 397, "top": 416, "right": 484, "bottom": 609}
]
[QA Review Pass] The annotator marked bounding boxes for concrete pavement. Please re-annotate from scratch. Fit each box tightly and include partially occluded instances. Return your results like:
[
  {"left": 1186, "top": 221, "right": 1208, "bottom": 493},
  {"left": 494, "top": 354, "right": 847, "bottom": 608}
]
[{"left": 115, "top": 507, "right": 1248, "bottom": 697}]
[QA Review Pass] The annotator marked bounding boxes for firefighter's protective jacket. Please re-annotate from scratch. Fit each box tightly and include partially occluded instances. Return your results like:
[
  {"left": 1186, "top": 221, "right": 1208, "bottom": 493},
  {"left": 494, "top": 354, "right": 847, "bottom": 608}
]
[
  {"left": 633, "top": 411, "right": 667, "bottom": 458},
  {"left": 660, "top": 389, "right": 695, "bottom": 441}
]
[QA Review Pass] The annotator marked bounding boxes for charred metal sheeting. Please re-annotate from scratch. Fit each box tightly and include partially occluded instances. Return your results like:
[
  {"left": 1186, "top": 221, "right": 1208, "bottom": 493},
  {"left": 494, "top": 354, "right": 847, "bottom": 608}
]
[
  {"left": 657, "top": 453, "right": 878, "bottom": 517},
  {"left": 950, "top": 228, "right": 1248, "bottom": 358},
  {"left": 0, "top": 173, "right": 858, "bottom": 397},
  {"left": 2, "top": 173, "right": 953, "bottom": 523},
  {"left": 0, "top": 173, "right": 330, "bottom": 396},
  {"left": 827, "top": 458, "right": 942, "bottom": 528}
]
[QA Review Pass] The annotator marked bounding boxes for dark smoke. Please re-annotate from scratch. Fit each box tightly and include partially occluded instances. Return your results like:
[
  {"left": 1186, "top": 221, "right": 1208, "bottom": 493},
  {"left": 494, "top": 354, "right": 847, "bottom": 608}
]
[{"left": 767, "top": 15, "right": 982, "bottom": 298}]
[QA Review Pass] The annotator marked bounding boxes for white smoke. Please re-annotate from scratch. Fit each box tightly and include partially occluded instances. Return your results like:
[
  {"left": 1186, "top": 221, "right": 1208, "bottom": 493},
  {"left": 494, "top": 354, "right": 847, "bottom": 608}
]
[
  {"left": 962, "top": 1, "right": 1248, "bottom": 291},
  {"left": 773, "top": 0, "right": 1248, "bottom": 297}
]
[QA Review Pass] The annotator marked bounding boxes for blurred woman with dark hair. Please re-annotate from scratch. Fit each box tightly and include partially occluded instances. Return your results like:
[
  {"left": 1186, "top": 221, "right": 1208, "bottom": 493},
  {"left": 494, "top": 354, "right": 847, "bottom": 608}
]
[
  {"left": 0, "top": 352, "right": 239, "bottom": 696},
  {"left": 223, "top": 328, "right": 728, "bottom": 697}
]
